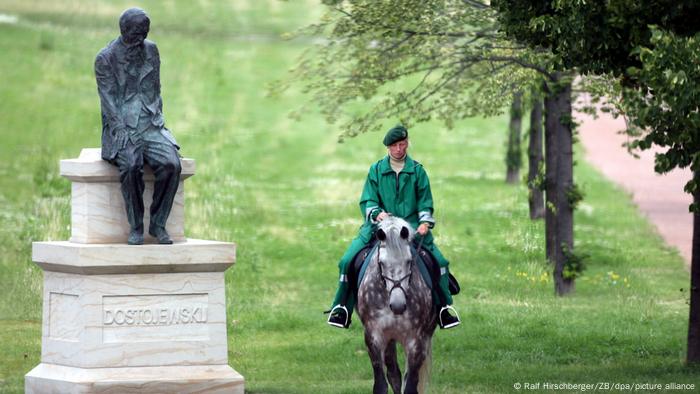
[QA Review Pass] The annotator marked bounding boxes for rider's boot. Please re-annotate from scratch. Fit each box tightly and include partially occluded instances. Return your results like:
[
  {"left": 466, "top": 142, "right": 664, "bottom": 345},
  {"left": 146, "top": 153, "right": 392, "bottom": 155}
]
[
  {"left": 430, "top": 260, "right": 461, "bottom": 329},
  {"left": 327, "top": 280, "right": 352, "bottom": 328},
  {"left": 327, "top": 304, "right": 350, "bottom": 328},
  {"left": 433, "top": 266, "right": 460, "bottom": 329}
]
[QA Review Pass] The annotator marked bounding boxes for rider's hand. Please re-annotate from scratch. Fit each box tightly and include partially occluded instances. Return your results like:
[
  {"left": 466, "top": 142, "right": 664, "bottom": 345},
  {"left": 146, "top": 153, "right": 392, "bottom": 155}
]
[
  {"left": 417, "top": 223, "right": 430, "bottom": 236},
  {"left": 376, "top": 212, "right": 388, "bottom": 222}
]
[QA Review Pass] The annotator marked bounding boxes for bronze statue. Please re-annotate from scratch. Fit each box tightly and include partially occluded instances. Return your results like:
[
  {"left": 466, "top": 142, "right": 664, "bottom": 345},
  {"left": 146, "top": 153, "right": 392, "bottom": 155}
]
[{"left": 95, "top": 8, "right": 181, "bottom": 245}]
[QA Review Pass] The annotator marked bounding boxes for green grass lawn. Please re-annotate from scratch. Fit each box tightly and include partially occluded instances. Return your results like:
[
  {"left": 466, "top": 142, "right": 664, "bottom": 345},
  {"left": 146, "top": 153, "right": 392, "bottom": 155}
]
[{"left": 0, "top": 1, "right": 698, "bottom": 393}]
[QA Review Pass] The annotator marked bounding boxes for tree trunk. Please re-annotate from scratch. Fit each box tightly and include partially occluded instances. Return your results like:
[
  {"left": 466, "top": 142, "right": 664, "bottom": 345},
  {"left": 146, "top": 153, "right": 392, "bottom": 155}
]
[
  {"left": 544, "top": 73, "right": 575, "bottom": 296},
  {"left": 506, "top": 91, "right": 523, "bottom": 184},
  {"left": 528, "top": 95, "right": 545, "bottom": 220},
  {"left": 687, "top": 170, "right": 700, "bottom": 363},
  {"left": 544, "top": 90, "right": 557, "bottom": 263}
]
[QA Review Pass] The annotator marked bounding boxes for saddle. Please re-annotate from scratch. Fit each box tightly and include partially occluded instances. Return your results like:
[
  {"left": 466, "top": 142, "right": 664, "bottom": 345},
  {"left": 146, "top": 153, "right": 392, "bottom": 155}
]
[{"left": 415, "top": 246, "right": 461, "bottom": 296}]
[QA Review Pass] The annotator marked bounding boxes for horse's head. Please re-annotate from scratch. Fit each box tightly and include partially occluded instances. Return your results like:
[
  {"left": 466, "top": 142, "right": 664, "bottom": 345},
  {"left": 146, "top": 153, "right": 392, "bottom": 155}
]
[{"left": 376, "top": 217, "right": 414, "bottom": 315}]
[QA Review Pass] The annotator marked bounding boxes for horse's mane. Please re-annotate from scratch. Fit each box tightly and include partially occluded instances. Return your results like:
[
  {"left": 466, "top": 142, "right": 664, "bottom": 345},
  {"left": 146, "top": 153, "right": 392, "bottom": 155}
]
[{"left": 377, "top": 216, "right": 414, "bottom": 261}]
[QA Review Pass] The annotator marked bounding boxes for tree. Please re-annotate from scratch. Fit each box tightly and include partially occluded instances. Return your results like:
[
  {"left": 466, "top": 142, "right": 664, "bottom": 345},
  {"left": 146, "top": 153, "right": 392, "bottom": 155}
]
[
  {"left": 491, "top": 0, "right": 700, "bottom": 362},
  {"left": 282, "top": 0, "right": 579, "bottom": 295},
  {"left": 527, "top": 88, "right": 545, "bottom": 220},
  {"left": 623, "top": 28, "right": 700, "bottom": 363},
  {"left": 282, "top": 0, "right": 537, "bottom": 139},
  {"left": 541, "top": 72, "right": 578, "bottom": 293},
  {"left": 505, "top": 91, "right": 523, "bottom": 184}
]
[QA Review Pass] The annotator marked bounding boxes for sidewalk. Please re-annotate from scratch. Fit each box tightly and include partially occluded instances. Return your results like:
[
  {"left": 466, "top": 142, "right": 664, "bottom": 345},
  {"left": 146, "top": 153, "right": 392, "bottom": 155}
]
[{"left": 576, "top": 106, "right": 692, "bottom": 269}]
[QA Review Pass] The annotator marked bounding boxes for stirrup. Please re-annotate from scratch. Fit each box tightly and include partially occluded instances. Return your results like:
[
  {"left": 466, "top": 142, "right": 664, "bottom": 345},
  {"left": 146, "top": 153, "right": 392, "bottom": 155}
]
[
  {"left": 327, "top": 305, "right": 349, "bottom": 328},
  {"left": 439, "top": 305, "right": 461, "bottom": 329}
]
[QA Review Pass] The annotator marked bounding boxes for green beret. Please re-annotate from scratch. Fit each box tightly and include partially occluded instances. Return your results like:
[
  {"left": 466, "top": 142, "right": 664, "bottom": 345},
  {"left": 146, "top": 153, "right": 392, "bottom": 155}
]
[{"left": 383, "top": 125, "right": 408, "bottom": 146}]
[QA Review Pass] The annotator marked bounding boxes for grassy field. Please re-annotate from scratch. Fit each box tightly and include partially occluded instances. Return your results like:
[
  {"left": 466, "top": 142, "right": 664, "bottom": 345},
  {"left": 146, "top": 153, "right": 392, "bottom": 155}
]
[{"left": 0, "top": 1, "right": 698, "bottom": 393}]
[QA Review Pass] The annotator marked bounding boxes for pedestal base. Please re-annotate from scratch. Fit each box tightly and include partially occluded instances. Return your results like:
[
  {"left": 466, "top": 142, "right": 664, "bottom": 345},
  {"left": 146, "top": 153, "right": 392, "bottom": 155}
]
[
  {"left": 26, "top": 239, "right": 243, "bottom": 392},
  {"left": 60, "top": 148, "right": 196, "bottom": 244},
  {"left": 25, "top": 363, "right": 244, "bottom": 394}
]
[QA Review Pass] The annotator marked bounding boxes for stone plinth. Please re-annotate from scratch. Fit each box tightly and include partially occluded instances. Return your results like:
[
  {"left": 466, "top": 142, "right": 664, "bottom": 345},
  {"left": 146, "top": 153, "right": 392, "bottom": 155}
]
[
  {"left": 61, "top": 148, "right": 195, "bottom": 244},
  {"left": 25, "top": 241, "right": 243, "bottom": 393},
  {"left": 32, "top": 239, "right": 235, "bottom": 275},
  {"left": 25, "top": 149, "right": 244, "bottom": 393},
  {"left": 25, "top": 364, "right": 243, "bottom": 394}
]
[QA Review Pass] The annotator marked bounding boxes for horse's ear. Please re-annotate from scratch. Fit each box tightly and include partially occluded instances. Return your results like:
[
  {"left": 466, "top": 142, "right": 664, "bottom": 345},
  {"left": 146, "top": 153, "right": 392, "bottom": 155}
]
[
  {"left": 400, "top": 226, "right": 409, "bottom": 240},
  {"left": 376, "top": 229, "right": 386, "bottom": 241}
]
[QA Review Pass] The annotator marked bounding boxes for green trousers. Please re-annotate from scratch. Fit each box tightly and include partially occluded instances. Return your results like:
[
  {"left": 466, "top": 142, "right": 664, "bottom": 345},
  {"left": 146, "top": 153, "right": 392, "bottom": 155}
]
[{"left": 330, "top": 223, "right": 453, "bottom": 318}]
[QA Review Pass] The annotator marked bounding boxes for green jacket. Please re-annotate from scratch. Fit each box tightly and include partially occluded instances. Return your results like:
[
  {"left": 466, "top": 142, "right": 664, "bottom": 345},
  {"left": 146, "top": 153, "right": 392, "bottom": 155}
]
[{"left": 358, "top": 155, "right": 436, "bottom": 241}]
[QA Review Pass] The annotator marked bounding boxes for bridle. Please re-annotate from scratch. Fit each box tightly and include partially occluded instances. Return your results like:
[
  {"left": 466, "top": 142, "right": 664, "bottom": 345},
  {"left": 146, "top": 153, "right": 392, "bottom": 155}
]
[{"left": 376, "top": 235, "right": 424, "bottom": 300}]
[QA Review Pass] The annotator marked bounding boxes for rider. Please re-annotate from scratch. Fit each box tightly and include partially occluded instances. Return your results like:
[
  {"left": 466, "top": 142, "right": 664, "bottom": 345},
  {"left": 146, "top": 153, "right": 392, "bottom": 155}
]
[{"left": 327, "top": 124, "right": 461, "bottom": 329}]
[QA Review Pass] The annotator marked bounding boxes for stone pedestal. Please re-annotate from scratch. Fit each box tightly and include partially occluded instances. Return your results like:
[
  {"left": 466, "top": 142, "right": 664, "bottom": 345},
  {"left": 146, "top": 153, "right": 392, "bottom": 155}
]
[
  {"left": 25, "top": 149, "right": 244, "bottom": 394},
  {"left": 60, "top": 148, "right": 195, "bottom": 244}
]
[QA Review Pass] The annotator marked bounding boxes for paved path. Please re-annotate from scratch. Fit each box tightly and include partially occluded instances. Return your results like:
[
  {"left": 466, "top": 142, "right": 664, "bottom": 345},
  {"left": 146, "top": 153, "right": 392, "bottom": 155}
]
[{"left": 576, "top": 103, "right": 692, "bottom": 268}]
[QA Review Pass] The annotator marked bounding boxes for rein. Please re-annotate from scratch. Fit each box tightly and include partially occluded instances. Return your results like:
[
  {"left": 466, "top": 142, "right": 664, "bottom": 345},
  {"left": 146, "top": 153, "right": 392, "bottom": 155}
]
[{"left": 376, "top": 234, "right": 424, "bottom": 300}]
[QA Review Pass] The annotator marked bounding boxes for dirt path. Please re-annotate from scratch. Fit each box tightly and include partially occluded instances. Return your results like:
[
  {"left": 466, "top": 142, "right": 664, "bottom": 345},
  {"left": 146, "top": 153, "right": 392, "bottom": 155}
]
[{"left": 575, "top": 105, "right": 692, "bottom": 269}]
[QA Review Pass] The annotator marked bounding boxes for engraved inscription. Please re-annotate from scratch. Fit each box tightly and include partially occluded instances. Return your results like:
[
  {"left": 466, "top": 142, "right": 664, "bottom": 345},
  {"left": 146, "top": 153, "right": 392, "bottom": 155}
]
[
  {"left": 103, "top": 306, "right": 207, "bottom": 326},
  {"left": 102, "top": 293, "right": 209, "bottom": 343}
]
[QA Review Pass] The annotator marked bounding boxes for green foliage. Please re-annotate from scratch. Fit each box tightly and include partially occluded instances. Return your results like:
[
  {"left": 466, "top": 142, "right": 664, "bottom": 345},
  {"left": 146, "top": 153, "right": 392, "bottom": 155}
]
[
  {"left": 558, "top": 112, "right": 577, "bottom": 131},
  {"left": 574, "top": 74, "right": 623, "bottom": 118},
  {"left": 492, "top": 0, "right": 699, "bottom": 76},
  {"left": 278, "top": 0, "right": 545, "bottom": 140},
  {"left": 492, "top": 2, "right": 700, "bottom": 198},
  {"left": 561, "top": 243, "right": 588, "bottom": 280},
  {"left": 566, "top": 182, "right": 585, "bottom": 210},
  {"left": 527, "top": 160, "right": 546, "bottom": 191},
  {"left": 622, "top": 28, "right": 700, "bottom": 209}
]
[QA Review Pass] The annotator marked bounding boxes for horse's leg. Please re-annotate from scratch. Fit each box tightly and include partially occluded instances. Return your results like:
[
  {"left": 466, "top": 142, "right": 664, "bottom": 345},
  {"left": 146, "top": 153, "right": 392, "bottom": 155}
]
[
  {"left": 416, "top": 341, "right": 432, "bottom": 394},
  {"left": 403, "top": 338, "right": 429, "bottom": 394},
  {"left": 365, "top": 330, "right": 388, "bottom": 394},
  {"left": 384, "top": 340, "right": 402, "bottom": 394}
]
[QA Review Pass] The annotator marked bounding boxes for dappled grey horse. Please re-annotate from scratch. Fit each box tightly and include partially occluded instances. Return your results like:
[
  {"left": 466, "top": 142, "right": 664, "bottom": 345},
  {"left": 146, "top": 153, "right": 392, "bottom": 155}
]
[{"left": 357, "top": 216, "right": 437, "bottom": 394}]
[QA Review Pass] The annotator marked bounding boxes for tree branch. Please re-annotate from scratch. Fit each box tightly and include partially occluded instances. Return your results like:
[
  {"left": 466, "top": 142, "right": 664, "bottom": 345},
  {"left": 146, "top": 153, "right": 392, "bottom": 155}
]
[
  {"left": 333, "top": 5, "right": 495, "bottom": 40},
  {"left": 459, "top": 54, "right": 555, "bottom": 80},
  {"left": 462, "top": 0, "right": 490, "bottom": 9},
  {"left": 381, "top": 32, "right": 416, "bottom": 54},
  {"left": 413, "top": 63, "right": 470, "bottom": 107}
]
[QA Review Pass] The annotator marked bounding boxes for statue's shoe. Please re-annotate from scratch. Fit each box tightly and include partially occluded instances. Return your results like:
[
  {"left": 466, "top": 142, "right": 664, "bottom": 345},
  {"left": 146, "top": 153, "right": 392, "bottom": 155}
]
[
  {"left": 149, "top": 225, "right": 173, "bottom": 244},
  {"left": 128, "top": 230, "right": 144, "bottom": 245}
]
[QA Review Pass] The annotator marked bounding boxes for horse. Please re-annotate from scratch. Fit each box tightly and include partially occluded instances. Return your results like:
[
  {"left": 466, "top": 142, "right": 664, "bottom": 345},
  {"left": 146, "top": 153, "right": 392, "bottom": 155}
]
[{"left": 357, "top": 216, "right": 437, "bottom": 394}]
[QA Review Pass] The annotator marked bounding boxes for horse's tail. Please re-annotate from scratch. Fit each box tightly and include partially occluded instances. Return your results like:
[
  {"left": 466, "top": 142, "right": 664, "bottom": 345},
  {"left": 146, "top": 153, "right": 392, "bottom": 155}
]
[{"left": 417, "top": 338, "right": 432, "bottom": 394}]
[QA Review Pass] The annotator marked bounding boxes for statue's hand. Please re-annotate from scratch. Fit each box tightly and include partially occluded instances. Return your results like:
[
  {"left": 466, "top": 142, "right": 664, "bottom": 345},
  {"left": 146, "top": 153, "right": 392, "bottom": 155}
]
[
  {"left": 115, "top": 128, "right": 128, "bottom": 150},
  {"left": 376, "top": 212, "right": 388, "bottom": 222}
]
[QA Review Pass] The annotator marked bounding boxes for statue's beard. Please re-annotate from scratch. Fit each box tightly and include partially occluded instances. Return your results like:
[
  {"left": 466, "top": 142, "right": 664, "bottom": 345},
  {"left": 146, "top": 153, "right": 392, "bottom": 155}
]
[{"left": 124, "top": 42, "right": 145, "bottom": 64}]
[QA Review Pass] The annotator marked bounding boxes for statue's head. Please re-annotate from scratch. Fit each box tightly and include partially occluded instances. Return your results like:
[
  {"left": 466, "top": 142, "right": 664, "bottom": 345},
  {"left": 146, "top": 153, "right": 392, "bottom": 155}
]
[{"left": 119, "top": 8, "right": 150, "bottom": 45}]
